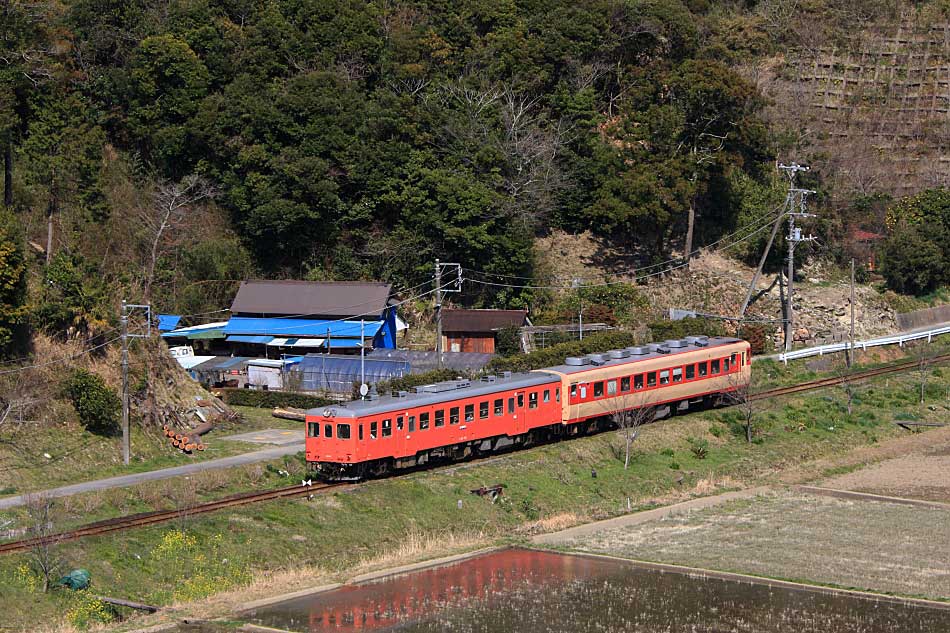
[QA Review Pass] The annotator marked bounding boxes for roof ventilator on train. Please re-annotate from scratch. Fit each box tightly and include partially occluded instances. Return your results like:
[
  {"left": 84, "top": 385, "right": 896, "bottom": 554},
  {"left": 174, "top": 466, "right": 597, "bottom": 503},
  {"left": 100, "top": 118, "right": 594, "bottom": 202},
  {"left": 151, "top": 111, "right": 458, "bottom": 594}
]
[
  {"left": 587, "top": 353, "right": 608, "bottom": 366},
  {"left": 685, "top": 335, "right": 709, "bottom": 347},
  {"left": 564, "top": 356, "right": 590, "bottom": 366}
]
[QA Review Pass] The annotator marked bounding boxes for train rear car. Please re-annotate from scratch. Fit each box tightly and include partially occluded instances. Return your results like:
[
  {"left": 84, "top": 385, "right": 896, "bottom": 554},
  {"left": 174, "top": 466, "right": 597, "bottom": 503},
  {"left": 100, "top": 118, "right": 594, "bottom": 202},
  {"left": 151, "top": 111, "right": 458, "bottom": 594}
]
[{"left": 306, "top": 373, "right": 561, "bottom": 480}]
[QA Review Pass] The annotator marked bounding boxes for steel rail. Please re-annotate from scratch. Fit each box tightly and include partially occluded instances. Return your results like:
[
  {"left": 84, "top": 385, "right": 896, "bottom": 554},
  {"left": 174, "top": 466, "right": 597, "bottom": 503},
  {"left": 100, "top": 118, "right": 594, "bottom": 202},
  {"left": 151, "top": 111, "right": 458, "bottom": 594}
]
[
  {"left": 751, "top": 352, "right": 950, "bottom": 400},
  {"left": 2, "top": 352, "right": 947, "bottom": 556},
  {"left": 0, "top": 482, "right": 346, "bottom": 555}
]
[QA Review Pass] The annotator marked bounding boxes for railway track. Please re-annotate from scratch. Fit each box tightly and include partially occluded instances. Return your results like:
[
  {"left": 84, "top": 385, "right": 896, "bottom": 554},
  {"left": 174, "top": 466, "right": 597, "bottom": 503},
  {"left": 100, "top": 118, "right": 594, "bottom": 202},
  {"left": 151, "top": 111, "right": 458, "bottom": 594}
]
[
  {"left": 0, "top": 482, "right": 347, "bottom": 555},
  {"left": 2, "top": 352, "right": 947, "bottom": 556},
  {"left": 750, "top": 352, "right": 950, "bottom": 401}
]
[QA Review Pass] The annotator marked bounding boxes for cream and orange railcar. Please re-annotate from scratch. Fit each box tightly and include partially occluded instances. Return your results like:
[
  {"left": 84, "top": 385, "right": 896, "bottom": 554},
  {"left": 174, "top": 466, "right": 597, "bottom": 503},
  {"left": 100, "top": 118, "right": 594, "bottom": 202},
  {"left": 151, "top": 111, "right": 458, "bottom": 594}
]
[{"left": 541, "top": 336, "right": 751, "bottom": 424}]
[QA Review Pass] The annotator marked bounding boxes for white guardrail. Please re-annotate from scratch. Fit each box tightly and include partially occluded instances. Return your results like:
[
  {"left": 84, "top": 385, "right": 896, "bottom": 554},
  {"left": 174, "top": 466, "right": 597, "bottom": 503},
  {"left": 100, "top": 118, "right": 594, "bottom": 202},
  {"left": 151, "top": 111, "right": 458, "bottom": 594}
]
[{"left": 778, "top": 324, "right": 950, "bottom": 364}]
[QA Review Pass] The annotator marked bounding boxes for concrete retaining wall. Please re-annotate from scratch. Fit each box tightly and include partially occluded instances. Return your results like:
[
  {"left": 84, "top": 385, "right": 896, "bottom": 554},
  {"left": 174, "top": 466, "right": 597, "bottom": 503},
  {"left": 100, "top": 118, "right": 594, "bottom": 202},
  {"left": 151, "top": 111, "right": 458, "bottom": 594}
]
[{"left": 896, "top": 304, "right": 950, "bottom": 331}]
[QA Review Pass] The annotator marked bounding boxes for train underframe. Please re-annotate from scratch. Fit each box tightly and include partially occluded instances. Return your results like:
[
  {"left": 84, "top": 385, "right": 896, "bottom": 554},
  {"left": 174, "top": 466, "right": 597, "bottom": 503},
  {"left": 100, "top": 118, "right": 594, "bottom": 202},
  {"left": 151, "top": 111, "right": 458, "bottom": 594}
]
[{"left": 310, "top": 393, "right": 721, "bottom": 482}]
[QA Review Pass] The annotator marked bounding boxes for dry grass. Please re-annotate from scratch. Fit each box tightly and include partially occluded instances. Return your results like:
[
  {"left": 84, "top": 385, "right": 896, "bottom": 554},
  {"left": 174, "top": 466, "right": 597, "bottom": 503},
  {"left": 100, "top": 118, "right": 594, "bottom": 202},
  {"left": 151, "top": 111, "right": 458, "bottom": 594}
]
[
  {"left": 112, "top": 529, "right": 492, "bottom": 633},
  {"left": 565, "top": 491, "right": 950, "bottom": 600}
]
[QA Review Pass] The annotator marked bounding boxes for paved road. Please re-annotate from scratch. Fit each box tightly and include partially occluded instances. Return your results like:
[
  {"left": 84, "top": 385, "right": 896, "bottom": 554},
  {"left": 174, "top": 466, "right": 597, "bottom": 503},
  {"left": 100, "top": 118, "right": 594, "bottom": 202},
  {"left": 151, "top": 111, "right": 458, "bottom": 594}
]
[{"left": 0, "top": 443, "right": 304, "bottom": 510}]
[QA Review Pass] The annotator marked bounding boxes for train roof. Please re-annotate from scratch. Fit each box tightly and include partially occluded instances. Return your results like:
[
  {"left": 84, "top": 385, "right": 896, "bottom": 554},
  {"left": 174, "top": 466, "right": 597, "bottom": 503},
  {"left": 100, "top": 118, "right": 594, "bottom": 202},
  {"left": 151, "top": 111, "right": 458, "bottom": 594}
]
[
  {"left": 307, "top": 371, "right": 559, "bottom": 419},
  {"left": 543, "top": 336, "right": 746, "bottom": 376}
]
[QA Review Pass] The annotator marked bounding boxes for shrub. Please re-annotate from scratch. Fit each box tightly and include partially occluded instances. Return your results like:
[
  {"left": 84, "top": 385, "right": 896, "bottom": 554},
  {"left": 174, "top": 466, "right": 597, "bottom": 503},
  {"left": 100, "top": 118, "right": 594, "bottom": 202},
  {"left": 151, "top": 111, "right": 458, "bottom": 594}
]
[
  {"left": 648, "top": 317, "right": 726, "bottom": 341},
  {"left": 61, "top": 369, "right": 121, "bottom": 435},
  {"left": 687, "top": 437, "right": 709, "bottom": 459},
  {"left": 495, "top": 325, "right": 523, "bottom": 356},
  {"left": 219, "top": 389, "right": 333, "bottom": 409},
  {"left": 382, "top": 369, "right": 462, "bottom": 394},
  {"left": 488, "top": 330, "right": 638, "bottom": 373}
]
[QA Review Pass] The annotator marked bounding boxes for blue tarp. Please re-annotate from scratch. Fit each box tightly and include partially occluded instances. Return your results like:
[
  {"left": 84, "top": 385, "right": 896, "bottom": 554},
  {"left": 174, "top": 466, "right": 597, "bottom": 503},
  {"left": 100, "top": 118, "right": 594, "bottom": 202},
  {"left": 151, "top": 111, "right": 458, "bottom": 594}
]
[
  {"left": 224, "top": 316, "right": 384, "bottom": 339},
  {"left": 226, "top": 335, "right": 275, "bottom": 344},
  {"left": 157, "top": 314, "right": 182, "bottom": 332},
  {"left": 324, "top": 337, "right": 366, "bottom": 348}
]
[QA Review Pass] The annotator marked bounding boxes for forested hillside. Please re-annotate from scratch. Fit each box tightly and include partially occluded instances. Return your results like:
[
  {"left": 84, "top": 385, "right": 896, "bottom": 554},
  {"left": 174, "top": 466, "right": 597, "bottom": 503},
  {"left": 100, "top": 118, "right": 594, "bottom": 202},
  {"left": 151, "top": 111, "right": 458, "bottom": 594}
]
[{"left": 0, "top": 0, "right": 948, "bottom": 353}]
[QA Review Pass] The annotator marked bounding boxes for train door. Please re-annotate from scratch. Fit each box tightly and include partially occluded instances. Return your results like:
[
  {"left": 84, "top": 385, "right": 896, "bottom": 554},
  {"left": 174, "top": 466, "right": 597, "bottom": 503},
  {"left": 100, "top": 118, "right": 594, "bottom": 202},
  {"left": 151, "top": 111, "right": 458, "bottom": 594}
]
[{"left": 512, "top": 391, "right": 526, "bottom": 433}]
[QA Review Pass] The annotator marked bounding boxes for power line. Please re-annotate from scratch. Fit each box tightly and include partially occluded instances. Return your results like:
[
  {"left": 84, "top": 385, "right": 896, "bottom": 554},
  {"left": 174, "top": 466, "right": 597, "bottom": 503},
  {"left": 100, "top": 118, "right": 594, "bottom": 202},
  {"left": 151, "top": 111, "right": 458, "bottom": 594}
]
[
  {"left": 462, "top": 211, "right": 787, "bottom": 291},
  {"left": 463, "top": 200, "right": 788, "bottom": 284}
]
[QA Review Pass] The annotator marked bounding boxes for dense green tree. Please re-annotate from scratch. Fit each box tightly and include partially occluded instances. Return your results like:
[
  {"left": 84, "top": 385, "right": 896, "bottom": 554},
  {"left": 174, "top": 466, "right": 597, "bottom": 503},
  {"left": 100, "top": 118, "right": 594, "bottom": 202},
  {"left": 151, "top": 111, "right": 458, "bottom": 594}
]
[
  {"left": 0, "top": 209, "right": 27, "bottom": 352},
  {"left": 880, "top": 189, "right": 950, "bottom": 295},
  {"left": 61, "top": 368, "right": 121, "bottom": 435},
  {"left": 880, "top": 225, "right": 946, "bottom": 296},
  {"left": 128, "top": 35, "right": 210, "bottom": 170}
]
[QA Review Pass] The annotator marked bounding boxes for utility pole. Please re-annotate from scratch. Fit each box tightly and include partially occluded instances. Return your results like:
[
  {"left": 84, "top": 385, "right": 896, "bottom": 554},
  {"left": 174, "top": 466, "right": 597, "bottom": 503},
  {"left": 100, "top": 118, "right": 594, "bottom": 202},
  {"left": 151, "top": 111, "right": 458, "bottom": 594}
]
[
  {"left": 119, "top": 301, "right": 151, "bottom": 466},
  {"left": 434, "top": 259, "right": 443, "bottom": 369},
  {"left": 849, "top": 258, "right": 856, "bottom": 368},
  {"left": 120, "top": 300, "right": 130, "bottom": 466},
  {"left": 779, "top": 165, "right": 817, "bottom": 352},
  {"left": 572, "top": 278, "right": 584, "bottom": 341}
]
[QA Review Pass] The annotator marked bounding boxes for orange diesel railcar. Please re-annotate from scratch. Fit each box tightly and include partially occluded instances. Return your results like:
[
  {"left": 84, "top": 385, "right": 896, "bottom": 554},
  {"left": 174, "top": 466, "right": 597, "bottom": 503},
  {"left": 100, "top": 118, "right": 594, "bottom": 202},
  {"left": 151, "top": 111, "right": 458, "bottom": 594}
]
[{"left": 306, "top": 335, "right": 751, "bottom": 480}]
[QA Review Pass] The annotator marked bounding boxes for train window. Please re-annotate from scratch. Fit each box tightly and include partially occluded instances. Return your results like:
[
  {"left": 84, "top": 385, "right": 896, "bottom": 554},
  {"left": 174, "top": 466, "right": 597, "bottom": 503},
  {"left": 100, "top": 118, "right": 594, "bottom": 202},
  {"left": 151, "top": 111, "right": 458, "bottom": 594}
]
[
  {"left": 465, "top": 404, "right": 475, "bottom": 422},
  {"left": 359, "top": 424, "right": 363, "bottom": 440},
  {"left": 382, "top": 419, "right": 392, "bottom": 437},
  {"left": 409, "top": 416, "right": 416, "bottom": 432},
  {"left": 397, "top": 416, "right": 404, "bottom": 431},
  {"left": 543, "top": 390, "right": 550, "bottom": 403},
  {"left": 494, "top": 399, "right": 504, "bottom": 415},
  {"left": 634, "top": 374, "right": 644, "bottom": 390},
  {"left": 698, "top": 362, "right": 708, "bottom": 377},
  {"left": 607, "top": 380, "right": 617, "bottom": 396},
  {"left": 731, "top": 352, "right": 738, "bottom": 366},
  {"left": 647, "top": 372, "right": 657, "bottom": 387},
  {"left": 518, "top": 393, "right": 524, "bottom": 407},
  {"left": 723, "top": 358, "right": 730, "bottom": 372},
  {"left": 450, "top": 407, "right": 460, "bottom": 425},
  {"left": 570, "top": 384, "right": 577, "bottom": 399},
  {"left": 672, "top": 367, "right": 683, "bottom": 383},
  {"left": 508, "top": 397, "right": 515, "bottom": 414},
  {"left": 579, "top": 385, "right": 587, "bottom": 399},
  {"left": 711, "top": 359, "right": 720, "bottom": 374},
  {"left": 337, "top": 424, "right": 351, "bottom": 439},
  {"left": 659, "top": 370, "right": 670, "bottom": 385},
  {"left": 686, "top": 364, "right": 695, "bottom": 380},
  {"left": 420, "top": 412, "right": 429, "bottom": 430},
  {"left": 435, "top": 409, "right": 445, "bottom": 427},
  {"left": 307, "top": 422, "right": 319, "bottom": 437},
  {"left": 621, "top": 377, "right": 630, "bottom": 392},
  {"left": 529, "top": 392, "right": 538, "bottom": 409},
  {"left": 556, "top": 388, "right": 560, "bottom": 402},
  {"left": 370, "top": 421, "right": 378, "bottom": 439},
  {"left": 594, "top": 381, "right": 604, "bottom": 397},
  {"left": 324, "top": 424, "right": 333, "bottom": 438},
  {"left": 480, "top": 401, "right": 489, "bottom": 419},
  {"left": 742, "top": 352, "right": 747, "bottom": 366}
]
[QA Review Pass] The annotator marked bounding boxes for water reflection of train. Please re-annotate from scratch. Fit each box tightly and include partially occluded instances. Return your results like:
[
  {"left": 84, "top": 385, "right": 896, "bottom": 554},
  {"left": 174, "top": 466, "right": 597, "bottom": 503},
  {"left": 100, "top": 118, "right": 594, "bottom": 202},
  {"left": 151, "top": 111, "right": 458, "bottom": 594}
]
[
  {"left": 266, "top": 549, "right": 609, "bottom": 632},
  {"left": 307, "top": 336, "right": 751, "bottom": 481}
]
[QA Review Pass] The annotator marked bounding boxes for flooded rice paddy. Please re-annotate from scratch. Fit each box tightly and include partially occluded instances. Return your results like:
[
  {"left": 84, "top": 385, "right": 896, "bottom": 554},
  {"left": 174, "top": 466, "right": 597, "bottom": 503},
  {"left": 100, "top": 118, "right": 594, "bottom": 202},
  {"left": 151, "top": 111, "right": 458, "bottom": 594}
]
[{"left": 246, "top": 549, "right": 950, "bottom": 632}]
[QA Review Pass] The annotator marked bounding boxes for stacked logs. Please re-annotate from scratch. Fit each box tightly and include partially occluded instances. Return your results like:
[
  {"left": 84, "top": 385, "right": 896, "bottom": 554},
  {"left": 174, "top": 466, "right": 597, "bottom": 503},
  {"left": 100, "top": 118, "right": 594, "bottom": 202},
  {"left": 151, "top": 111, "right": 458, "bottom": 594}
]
[{"left": 162, "top": 421, "right": 213, "bottom": 452}]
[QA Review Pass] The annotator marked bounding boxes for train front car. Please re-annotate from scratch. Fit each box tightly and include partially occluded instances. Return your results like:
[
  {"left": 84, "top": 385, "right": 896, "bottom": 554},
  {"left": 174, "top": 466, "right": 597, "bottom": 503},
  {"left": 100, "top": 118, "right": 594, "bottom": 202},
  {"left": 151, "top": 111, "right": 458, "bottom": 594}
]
[
  {"left": 306, "top": 373, "right": 562, "bottom": 482},
  {"left": 541, "top": 336, "right": 752, "bottom": 426},
  {"left": 305, "top": 406, "right": 363, "bottom": 481}
]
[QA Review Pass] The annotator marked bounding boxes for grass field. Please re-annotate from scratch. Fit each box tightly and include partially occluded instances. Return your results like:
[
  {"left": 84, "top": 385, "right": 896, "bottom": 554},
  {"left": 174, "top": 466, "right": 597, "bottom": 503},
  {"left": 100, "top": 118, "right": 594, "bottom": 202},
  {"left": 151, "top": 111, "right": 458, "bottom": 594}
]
[
  {"left": 1, "top": 357, "right": 948, "bottom": 631},
  {"left": 0, "top": 405, "right": 299, "bottom": 497},
  {"left": 561, "top": 491, "right": 950, "bottom": 600}
]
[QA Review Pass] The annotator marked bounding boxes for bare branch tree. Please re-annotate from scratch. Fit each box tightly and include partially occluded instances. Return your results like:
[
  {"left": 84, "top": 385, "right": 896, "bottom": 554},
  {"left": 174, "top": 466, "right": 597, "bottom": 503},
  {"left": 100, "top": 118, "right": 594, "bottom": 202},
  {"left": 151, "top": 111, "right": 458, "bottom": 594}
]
[
  {"left": 140, "top": 174, "right": 217, "bottom": 301},
  {"left": 612, "top": 396, "right": 656, "bottom": 470},
  {"left": 721, "top": 371, "right": 758, "bottom": 443},
  {"left": 23, "top": 493, "right": 64, "bottom": 592}
]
